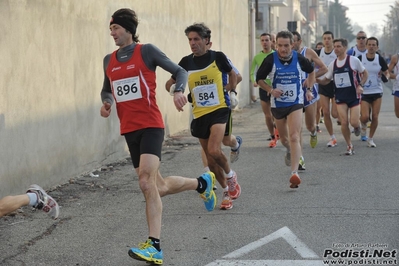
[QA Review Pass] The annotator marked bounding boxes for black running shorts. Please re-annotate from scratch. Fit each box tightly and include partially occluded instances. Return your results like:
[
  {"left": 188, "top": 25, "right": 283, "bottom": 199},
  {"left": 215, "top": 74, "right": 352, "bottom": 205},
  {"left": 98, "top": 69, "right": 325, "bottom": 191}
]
[
  {"left": 319, "top": 81, "right": 335, "bottom": 99},
  {"left": 361, "top": 93, "right": 383, "bottom": 103},
  {"left": 124, "top": 128, "right": 164, "bottom": 168},
  {"left": 259, "top": 88, "right": 271, "bottom": 102},
  {"left": 271, "top": 104, "right": 303, "bottom": 120},
  {"left": 191, "top": 108, "right": 229, "bottom": 139}
]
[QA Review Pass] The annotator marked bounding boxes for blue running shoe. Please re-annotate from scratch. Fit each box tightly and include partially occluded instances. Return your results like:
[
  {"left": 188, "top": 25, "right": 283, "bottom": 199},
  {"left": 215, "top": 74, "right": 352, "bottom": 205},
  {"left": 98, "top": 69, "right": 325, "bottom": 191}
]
[
  {"left": 199, "top": 172, "right": 217, "bottom": 211},
  {"left": 230, "top": 136, "right": 242, "bottom": 163},
  {"left": 360, "top": 124, "right": 367, "bottom": 141},
  {"left": 128, "top": 239, "right": 163, "bottom": 265}
]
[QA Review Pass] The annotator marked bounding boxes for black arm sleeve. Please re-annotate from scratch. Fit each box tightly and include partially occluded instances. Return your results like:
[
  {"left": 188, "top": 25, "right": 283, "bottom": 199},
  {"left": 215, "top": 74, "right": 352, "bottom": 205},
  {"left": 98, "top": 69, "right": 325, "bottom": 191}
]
[
  {"left": 379, "top": 56, "right": 389, "bottom": 71},
  {"left": 171, "top": 57, "right": 188, "bottom": 81},
  {"left": 298, "top": 53, "right": 314, "bottom": 73},
  {"left": 101, "top": 54, "right": 114, "bottom": 105},
  {"left": 256, "top": 53, "right": 274, "bottom": 83},
  {"left": 215, "top": 51, "right": 233, "bottom": 73}
]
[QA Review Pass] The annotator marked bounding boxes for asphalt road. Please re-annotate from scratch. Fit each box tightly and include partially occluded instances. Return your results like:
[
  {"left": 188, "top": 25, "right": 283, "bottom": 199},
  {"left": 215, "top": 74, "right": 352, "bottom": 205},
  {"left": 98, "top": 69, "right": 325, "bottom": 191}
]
[{"left": 1, "top": 84, "right": 398, "bottom": 266}]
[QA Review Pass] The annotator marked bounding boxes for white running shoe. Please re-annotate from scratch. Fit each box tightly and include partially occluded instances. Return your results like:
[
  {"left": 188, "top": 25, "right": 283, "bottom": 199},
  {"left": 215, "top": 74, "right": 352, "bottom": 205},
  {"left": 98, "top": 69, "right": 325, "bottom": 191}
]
[
  {"left": 367, "top": 139, "right": 376, "bottom": 148},
  {"left": 27, "top": 184, "right": 60, "bottom": 219},
  {"left": 345, "top": 144, "right": 354, "bottom": 155},
  {"left": 327, "top": 138, "right": 337, "bottom": 147}
]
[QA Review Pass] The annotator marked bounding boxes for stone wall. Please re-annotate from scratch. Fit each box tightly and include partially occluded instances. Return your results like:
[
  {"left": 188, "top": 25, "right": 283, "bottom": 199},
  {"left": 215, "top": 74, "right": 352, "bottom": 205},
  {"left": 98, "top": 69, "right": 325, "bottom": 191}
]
[{"left": 0, "top": 0, "right": 250, "bottom": 196}]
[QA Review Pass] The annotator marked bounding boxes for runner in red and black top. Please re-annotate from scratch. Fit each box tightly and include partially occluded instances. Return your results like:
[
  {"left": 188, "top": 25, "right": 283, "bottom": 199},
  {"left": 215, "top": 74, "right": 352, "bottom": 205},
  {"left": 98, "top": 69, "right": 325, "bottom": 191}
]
[{"left": 100, "top": 8, "right": 217, "bottom": 265}]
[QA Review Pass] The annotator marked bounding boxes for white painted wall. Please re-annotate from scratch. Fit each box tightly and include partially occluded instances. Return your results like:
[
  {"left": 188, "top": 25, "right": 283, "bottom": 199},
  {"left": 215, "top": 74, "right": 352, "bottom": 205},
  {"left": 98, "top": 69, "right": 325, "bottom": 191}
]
[{"left": 0, "top": 0, "right": 250, "bottom": 197}]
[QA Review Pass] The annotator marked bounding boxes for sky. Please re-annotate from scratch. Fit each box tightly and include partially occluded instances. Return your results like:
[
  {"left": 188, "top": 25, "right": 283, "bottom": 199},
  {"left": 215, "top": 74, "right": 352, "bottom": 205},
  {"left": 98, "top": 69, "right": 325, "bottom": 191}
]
[{"left": 340, "top": 0, "right": 397, "bottom": 32}]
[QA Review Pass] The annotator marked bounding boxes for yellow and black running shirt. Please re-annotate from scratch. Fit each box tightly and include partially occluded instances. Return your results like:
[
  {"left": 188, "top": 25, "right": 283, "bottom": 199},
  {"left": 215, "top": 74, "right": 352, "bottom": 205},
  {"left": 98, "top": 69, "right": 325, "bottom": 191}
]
[{"left": 177, "top": 50, "right": 232, "bottom": 119}]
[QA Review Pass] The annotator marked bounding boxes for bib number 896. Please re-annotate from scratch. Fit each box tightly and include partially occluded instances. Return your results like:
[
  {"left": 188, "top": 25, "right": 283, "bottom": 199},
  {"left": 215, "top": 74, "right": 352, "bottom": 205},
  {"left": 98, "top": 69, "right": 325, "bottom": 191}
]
[{"left": 116, "top": 83, "right": 138, "bottom": 96}]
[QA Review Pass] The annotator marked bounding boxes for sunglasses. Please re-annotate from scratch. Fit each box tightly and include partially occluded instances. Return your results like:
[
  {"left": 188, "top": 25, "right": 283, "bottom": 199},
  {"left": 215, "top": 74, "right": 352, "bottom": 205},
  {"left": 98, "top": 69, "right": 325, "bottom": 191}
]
[{"left": 357, "top": 36, "right": 366, "bottom": 40}]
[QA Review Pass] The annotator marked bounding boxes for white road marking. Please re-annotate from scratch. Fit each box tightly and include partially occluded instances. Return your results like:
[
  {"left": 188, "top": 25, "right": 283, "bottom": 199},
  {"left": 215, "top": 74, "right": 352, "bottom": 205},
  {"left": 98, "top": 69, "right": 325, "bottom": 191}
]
[
  {"left": 204, "top": 226, "right": 323, "bottom": 266},
  {"left": 222, "top": 226, "right": 319, "bottom": 259},
  {"left": 206, "top": 260, "right": 325, "bottom": 266}
]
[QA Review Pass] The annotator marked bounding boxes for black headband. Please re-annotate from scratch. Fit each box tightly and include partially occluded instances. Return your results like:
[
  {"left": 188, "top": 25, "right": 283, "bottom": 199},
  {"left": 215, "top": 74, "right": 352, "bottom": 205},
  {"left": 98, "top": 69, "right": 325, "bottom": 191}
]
[{"left": 110, "top": 16, "right": 136, "bottom": 36}]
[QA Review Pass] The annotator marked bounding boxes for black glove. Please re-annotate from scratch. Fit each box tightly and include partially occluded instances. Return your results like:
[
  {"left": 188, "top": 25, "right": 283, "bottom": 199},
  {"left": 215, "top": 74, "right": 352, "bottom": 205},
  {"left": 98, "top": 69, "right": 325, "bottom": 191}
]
[{"left": 381, "top": 74, "right": 388, "bottom": 83}]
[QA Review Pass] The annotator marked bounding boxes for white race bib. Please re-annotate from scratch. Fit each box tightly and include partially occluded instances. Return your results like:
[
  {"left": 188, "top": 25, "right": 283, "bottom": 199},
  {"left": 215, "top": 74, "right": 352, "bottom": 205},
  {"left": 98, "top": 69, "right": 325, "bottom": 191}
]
[
  {"left": 193, "top": 84, "right": 220, "bottom": 107},
  {"left": 334, "top": 72, "right": 351, "bottom": 88},
  {"left": 364, "top": 74, "right": 378, "bottom": 88},
  {"left": 276, "top": 83, "right": 297, "bottom": 102},
  {"left": 112, "top": 76, "right": 142, "bottom": 103}
]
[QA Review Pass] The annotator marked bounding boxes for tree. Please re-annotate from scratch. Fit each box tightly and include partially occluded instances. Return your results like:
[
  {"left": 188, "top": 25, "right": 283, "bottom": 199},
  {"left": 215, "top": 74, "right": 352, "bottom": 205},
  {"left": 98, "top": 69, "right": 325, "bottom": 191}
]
[
  {"left": 381, "top": 1, "right": 399, "bottom": 55},
  {"left": 326, "top": 0, "right": 355, "bottom": 41},
  {"left": 351, "top": 23, "right": 363, "bottom": 34},
  {"left": 366, "top": 23, "right": 381, "bottom": 38}
]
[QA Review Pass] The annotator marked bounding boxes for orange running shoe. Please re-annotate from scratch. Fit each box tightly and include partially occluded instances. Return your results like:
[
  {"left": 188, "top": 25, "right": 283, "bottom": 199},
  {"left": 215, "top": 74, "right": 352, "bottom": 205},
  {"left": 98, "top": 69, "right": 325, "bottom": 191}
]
[
  {"left": 327, "top": 138, "right": 337, "bottom": 147},
  {"left": 269, "top": 138, "right": 278, "bottom": 148},
  {"left": 220, "top": 191, "right": 233, "bottom": 210},
  {"left": 227, "top": 171, "right": 241, "bottom": 200},
  {"left": 289, "top": 173, "right": 301, "bottom": 188}
]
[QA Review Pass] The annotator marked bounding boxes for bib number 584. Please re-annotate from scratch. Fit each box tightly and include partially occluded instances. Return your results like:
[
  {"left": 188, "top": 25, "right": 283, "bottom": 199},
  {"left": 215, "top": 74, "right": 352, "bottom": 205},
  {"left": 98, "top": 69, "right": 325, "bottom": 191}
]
[{"left": 198, "top": 92, "right": 214, "bottom": 101}]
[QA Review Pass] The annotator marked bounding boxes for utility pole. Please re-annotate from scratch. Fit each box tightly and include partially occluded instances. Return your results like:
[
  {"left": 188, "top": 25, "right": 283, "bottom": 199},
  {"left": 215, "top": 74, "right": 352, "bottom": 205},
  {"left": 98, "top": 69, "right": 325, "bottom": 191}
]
[
  {"left": 326, "top": 0, "right": 329, "bottom": 31},
  {"left": 305, "top": 0, "right": 310, "bottom": 47},
  {"left": 333, "top": 15, "right": 336, "bottom": 37},
  {"left": 250, "top": 0, "right": 256, "bottom": 102}
]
